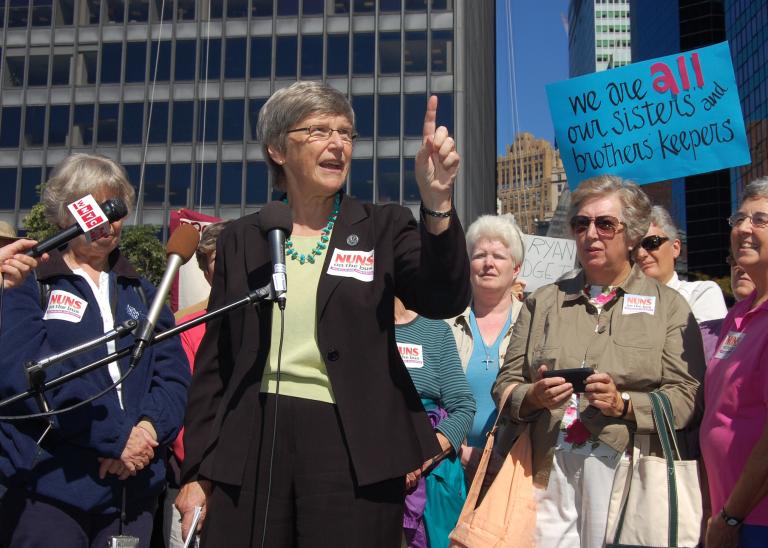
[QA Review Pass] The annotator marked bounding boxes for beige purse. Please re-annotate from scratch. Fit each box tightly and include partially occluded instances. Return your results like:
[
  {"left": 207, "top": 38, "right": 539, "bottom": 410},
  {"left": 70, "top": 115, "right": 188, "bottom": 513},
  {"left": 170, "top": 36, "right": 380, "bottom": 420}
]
[
  {"left": 449, "top": 387, "right": 536, "bottom": 548},
  {"left": 605, "top": 391, "right": 703, "bottom": 548}
]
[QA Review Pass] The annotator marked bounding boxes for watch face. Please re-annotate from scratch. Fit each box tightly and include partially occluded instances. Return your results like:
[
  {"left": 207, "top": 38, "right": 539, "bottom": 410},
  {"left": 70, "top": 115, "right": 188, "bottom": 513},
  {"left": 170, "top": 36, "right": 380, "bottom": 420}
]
[
  {"left": 726, "top": 518, "right": 740, "bottom": 527},
  {"left": 621, "top": 392, "right": 630, "bottom": 401}
]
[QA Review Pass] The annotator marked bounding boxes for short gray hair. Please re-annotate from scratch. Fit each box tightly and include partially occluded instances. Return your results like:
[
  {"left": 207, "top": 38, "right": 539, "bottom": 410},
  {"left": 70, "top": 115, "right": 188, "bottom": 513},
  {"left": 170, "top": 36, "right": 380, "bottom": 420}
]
[
  {"left": 568, "top": 175, "right": 651, "bottom": 247},
  {"left": 42, "top": 153, "right": 135, "bottom": 228},
  {"left": 195, "top": 220, "right": 230, "bottom": 272},
  {"left": 649, "top": 205, "right": 679, "bottom": 242},
  {"left": 257, "top": 81, "right": 355, "bottom": 190},
  {"left": 465, "top": 214, "right": 526, "bottom": 267},
  {"left": 740, "top": 177, "right": 768, "bottom": 204}
]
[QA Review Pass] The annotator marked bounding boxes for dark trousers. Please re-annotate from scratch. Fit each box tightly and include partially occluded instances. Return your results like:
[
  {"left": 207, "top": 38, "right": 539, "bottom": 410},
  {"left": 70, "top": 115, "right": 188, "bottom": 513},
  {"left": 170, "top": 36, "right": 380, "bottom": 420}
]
[
  {"left": 201, "top": 394, "right": 405, "bottom": 547},
  {"left": 0, "top": 489, "right": 156, "bottom": 548}
]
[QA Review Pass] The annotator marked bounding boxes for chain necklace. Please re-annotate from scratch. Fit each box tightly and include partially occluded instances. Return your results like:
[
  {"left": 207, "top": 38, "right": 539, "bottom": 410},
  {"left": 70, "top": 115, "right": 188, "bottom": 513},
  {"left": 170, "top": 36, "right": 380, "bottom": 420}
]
[{"left": 282, "top": 193, "right": 340, "bottom": 265}]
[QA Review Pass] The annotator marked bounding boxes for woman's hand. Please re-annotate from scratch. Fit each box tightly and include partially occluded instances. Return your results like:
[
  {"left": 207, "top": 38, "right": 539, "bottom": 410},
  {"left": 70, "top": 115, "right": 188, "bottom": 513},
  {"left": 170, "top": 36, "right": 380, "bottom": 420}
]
[
  {"left": 522, "top": 364, "right": 573, "bottom": 413},
  {"left": 119, "top": 425, "right": 158, "bottom": 472},
  {"left": 97, "top": 457, "right": 135, "bottom": 480},
  {"left": 705, "top": 513, "right": 740, "bottom": 548},
  {"left": 415, "top": 95, "right": 460, "bottom": 213},
  {"left": 176, "top": 480, "right": 212, "bottom": 540},
  {"left": 584, "top": 372, "right": 624, "bottom": 417},
  {"left": 0, "top": 240, "right": 47, "bottom": 289}
]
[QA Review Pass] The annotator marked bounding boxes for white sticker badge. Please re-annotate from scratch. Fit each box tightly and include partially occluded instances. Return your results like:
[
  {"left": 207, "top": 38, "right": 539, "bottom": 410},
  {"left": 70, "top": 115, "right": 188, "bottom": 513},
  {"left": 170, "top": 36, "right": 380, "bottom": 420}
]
[
  {"left": 397, "top": 342, "right": 424, "bottom": 368},
  {"left": 327, "top": 248, "right": 375, "bottom": 282},
  {"left": 714, "top": 330, "right": 746, "bottom": 360},
  {"left": 43, "top": 290, "right": 88, "bottom": 323},
  {"left": 622, "top": 294, "right": 657, "bottom": 315}
]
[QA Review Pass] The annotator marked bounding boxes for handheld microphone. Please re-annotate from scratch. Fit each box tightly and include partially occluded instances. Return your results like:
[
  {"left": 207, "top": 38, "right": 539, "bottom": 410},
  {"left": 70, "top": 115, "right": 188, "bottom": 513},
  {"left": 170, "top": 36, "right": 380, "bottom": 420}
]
[
  {"left": 25, "top": 198, "right": 128, "bottom": 258},
  {"left": 130, "top": 223, "right": 200, "bottom": 365},
  {"left": 259, "top": 201, "right": 293, "bottom": 310}
]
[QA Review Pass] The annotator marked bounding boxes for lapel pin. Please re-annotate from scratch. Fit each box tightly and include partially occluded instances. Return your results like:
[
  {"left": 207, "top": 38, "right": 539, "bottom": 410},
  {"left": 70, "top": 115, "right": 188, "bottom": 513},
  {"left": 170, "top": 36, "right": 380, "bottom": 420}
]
[{"left": 346, "top": 234, "right": 359, "bottom": 246}]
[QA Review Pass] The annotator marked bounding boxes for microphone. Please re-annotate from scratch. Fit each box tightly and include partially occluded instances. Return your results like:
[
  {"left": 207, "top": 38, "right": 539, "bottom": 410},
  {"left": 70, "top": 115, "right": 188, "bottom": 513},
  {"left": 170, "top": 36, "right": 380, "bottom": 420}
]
[
  {"left": 259, "top": 201, "right": 293, "bottom": 310},
  {"left": 25, "top": 198, "right": 128, "bottom": 258},
  {"left": 130, "top": 223, "right": 200, "bottom": 365}
]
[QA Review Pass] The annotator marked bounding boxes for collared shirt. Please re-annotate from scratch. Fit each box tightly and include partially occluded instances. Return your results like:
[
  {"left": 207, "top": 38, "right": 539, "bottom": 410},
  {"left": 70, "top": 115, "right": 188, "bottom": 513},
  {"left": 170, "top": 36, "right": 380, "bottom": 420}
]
[{"left": 666, "top": 271, "right": 727, "bottom": 323}]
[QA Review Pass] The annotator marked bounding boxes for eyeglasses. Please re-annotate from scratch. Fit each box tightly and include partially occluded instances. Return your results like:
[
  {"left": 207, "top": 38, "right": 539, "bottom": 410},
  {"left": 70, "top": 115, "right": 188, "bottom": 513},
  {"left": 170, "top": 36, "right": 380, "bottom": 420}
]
[
  {"left": 569, "top": 215, "right": 624, "bottom": 238},
  {"left": 639, "top": 235, "right": 670, "bottom": 251},
  {"left": 286, "top": 125, "right": 358, "bottom": 143},
  {"left": 728, "top": 211, "right": 768, "bottom": 229}
]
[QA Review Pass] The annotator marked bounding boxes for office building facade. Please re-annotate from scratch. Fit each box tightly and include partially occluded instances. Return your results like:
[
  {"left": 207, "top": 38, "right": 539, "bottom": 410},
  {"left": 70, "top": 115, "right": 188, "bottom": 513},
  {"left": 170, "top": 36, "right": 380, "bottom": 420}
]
[
  {"left": 0, "top": 0, "right": 496, "bottom": 236},
  {"left": 569, "top": 0, "right": 631, "bottom": 77}
]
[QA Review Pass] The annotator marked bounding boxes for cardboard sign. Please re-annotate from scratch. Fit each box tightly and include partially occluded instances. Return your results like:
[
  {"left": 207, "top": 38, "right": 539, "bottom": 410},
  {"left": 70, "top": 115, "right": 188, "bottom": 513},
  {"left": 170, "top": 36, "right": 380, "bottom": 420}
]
[
  {"left": 546, "top": 42, "right": 750, "bottom": 187},
  {"left": 520, "top": 235, "right": 577, "bottom": 292}
]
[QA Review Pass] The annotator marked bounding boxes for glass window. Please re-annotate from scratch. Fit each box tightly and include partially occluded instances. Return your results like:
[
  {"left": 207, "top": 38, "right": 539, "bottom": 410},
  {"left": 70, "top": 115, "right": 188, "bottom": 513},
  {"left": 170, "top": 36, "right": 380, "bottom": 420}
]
[
  {"left": 48, "top": 105, "right": 69, "bottom": 145},
  {"left": 330, "top": 0, "right": 350, "bottom": 14},
  {"left": 5, "top": 57, "right": 26, "bottom": 87},
  {"left": 227, "top": 0, "right": 247, "bottom": 17},
  {"left": 208, "top": 0, "right": 223, "bottom": 18},
  {"left": 57, "top": 0, "right": 75, "bottom": 25},
  {"left": 403, "top": 156, "right": 419, "bottom": 202},
  {"left": 0, "top": 108, "right": 21, "bottom": 148},
  {"left": 151, "top": 41, "right": 171, "bottom": 81},
  {"left": 122, "top": 103, "right": 144, "bottom": 144},
  {"left": 225, "top": 37, "right": 247, "bottom": 79},
  {"left": 377, "top": 158, "right": 400, "bottom": 203},
  {"left": 172, "top": 101, "right": 194, "bottom": 143},
  {"left": 125, "top": 42, "right": 147, "bottom": 83},
  {"left": 404, "top": 93, "right": 426, "bottom": 137},
  {"left": 51, "top": 54, "right": 71, "bottom": 85},
  {"left": 176, "top": 0, "right": 194, "bottom": 19},
  {"left": 404, "top": 31, "right": 426, "bottom": 73},
  {"left": 277, "top": 0, "right": 298, "bottom": 15},
  {"left": 251, "top": 0, "right": 272, "bottom": 16},
  {"left": 147, "top": 101, "right": 168, "bottom": 144},
  {"left": 353, "top": 33, "right": 374, "bottom": 75},
  {"left": 101, "top": 42, "right": 123, "bottom": 84},
  {"left": 197, "top": 100, "right": 219, "bottom": 142},
  {"left": 97, "top": 103, "right": 119, "bottom": 144},
  {"left": 380, "top": 0, "right": 400, "bottom": 11},
  {"left": 275, "top": 36, "right": 297, "bottom": 78},
  {"left": 354, "top": 0, "right": 375, "bottom": 13},
  {"left": 247, "top": 98, "right": 266, "bottom": 140},
  {"left": 220, "top": 163, "right": 242, "bottom": 204},
  {"left": 128, "top": 0, "right": 148, "bottom": 21},
  {"left": 143, "top": 164, "right": 166, "bottom": 205},
  {"left": 174, "top": 40, "right": 196, "bottom": 81},
  {"left": 82, "top": 51, "right": 98, "bottom": 84},
  {"left": 352, "top": 95, "right": 373, "bottom": 138},
  {"left": 169, "top": 164, "right": 191, "bottom": 206},
  {"left": 25, "top": 106, "right": 46, "bottom": 147},
  {"left": 73, "top": 104, "right": 94, "bottom": 145},
  {"left": 301, "top": 35, "right": 323, "bottom": 78},
  {"left": 377, "top": 95, "right": 400, "bottom": 138},
  {"left": 32, "top": 0, "right": 53, "bottom": 26},
  {"left": 250, "top": 37, "right": 272, "bottom": 78},
  {"left": 222, "top": 100, "right": 244, "bottom": 142},
  {"left": 8, "top": 1, "right": 28, "bottom": 27},
  {"left": 27, "top": 55, "right": 49, "bottom": 86},
  {"left": 303, "top": 0, "right": 323, "bottom": 14},
  {"left": 431, "top": 30, "right": 453, "bottom": 73},
  {"left": 0, "top": 169, "right": 17, "bottom": 209},
  {"left": 327, "top": 34, "right": 349, "bottom": 76},
  {"left": 153, "top": 0, "right": 172, "bottom": 21},
  {"left": 350, "top": 158, "right": 373, "bottom": 202},
  {"left": 199, "top": 38, "right": 221, "bottom": 80},
  {"left": 105, "top": 0, "right": 125, "bottom": 22},
  {"left": 198, "top": 163, "right": 217, "bottom": 206},
  {"left": 124, "top": 165, "right": 141, "bottom": 195},
  {"left": 435, "top": 92, "right": 453, "bottom": 134},
  {"left": 86, "top": 0, "right": 100, "bottom": 23},
  {"left": 246, "top": 162, "right": 268, "bottom": 205},
  {"left": 21, "top": 168, "right": 43, "bottom": 209},
  {"left": 379, "top": 31, "right": 400, "bottom": 75}
]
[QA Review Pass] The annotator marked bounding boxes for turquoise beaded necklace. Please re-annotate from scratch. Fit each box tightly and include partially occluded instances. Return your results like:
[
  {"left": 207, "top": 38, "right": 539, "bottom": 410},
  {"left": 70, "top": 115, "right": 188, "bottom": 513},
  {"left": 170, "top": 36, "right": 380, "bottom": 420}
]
[{"left": 282, "top": 192, "right": 340, "bottom": 265}]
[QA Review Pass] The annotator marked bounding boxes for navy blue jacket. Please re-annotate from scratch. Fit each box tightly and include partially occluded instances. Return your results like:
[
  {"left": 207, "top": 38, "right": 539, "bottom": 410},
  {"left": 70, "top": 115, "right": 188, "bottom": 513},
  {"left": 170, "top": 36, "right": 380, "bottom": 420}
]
[{"left": 0, "top": 250, "right": 190, "bottom": 513}]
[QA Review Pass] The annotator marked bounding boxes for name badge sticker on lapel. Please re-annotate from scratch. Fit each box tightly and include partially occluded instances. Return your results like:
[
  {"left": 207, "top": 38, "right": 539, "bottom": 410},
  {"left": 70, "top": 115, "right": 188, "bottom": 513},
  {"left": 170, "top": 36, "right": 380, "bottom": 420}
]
[
  {"left": 622, "top": 294, "right": 656, "bottom": 315},
  {"left": 714, "top": 330, "right": 746, "bottom": 360},
  {"left": 397, "top": 342, "right": 424, "bottom": 368},
  {"left": 327, "top": 248, "right": 374, "bottom": 282},
  {"left": 43, "top": 290, "right": 88, "bottom": 323}
]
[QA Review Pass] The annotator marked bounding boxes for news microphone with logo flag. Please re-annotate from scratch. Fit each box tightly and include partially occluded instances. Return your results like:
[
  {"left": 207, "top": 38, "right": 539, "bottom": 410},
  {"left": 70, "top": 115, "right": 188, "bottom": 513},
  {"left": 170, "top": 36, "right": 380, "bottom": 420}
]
[
  {"left": 24, "top": 197, "right": 129, "bottom": 258},
  {"left": 259, "top": 201, "right": 293, "bottom": 310},
  {"left": 130, "top": 223, "right": 200, "bottom": 365}
]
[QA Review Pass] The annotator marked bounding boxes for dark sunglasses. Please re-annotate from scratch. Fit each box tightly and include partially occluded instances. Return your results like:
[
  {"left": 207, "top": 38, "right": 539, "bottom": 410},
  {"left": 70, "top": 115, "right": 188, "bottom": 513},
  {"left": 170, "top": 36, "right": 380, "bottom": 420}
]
[
  {"left": 569, "top": 215, "right": 623, "bottom": 238},
  {"left": 639, "top": 235, "right": 670, "bottom": 251}
]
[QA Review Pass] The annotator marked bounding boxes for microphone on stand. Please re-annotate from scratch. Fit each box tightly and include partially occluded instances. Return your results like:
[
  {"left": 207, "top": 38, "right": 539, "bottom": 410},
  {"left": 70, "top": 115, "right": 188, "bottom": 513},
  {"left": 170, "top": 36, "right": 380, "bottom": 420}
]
[
  {"left": 259, "top": 202, "right": 293, "bottom": 310},
  {"left": 129, "top": 224, "right": 200, "bottom": 366}
]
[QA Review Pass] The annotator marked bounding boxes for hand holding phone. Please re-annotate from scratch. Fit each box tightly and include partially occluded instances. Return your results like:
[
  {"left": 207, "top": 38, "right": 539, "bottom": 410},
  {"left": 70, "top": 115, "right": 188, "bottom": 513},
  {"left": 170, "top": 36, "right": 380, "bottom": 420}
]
[{"left": 542, "top": 367, "right": 595, "bottom": 393}]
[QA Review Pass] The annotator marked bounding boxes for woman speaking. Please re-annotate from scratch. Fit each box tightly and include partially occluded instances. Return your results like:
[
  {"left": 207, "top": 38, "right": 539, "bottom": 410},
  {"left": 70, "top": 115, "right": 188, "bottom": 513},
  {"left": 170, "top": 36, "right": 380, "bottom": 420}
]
[{"left": 176, "top": 81, "right": 471, "bottom": 547}]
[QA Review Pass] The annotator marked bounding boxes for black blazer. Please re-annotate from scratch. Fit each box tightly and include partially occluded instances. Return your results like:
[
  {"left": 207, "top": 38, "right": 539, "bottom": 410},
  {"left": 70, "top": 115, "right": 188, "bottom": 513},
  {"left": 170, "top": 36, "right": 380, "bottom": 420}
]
[{"left": 182, "top": 195, "right": 471, "bottom": 487}]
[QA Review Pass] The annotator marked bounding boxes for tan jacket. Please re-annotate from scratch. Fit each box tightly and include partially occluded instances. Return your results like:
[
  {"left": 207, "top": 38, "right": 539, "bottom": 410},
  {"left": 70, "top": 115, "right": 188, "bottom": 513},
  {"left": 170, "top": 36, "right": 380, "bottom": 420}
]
[{"left": 493, "top": 265, "right": 705, "bottom": 486}]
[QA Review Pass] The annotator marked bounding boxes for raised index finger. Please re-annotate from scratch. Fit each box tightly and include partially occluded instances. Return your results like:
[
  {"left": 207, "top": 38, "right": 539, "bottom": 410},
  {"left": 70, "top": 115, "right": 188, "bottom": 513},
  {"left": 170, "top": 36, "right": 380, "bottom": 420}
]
[{"left": 422, "top": 95, "right": 438, "bottom": 142}]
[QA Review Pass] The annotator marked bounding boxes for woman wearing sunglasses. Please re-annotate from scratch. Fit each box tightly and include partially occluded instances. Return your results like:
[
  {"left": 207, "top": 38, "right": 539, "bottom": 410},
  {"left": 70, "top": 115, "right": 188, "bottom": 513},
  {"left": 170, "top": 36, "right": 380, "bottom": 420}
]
[
  {"left": 701, "top": 178, "right": 768, "bottom": 548},
  {"left": 634, "top": 205, "right": 727, "bottom": 323},
  {"left": 493, "top": 175, "right": 705, "bottom": 548}
]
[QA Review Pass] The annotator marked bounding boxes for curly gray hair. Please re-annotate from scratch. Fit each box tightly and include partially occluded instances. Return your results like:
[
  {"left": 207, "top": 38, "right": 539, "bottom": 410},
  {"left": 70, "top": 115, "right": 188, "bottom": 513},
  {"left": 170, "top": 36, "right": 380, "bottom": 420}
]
[
  {"left": 465, "top": 214, "right": 526, "bottom": 267},
  {"left": 649, "top": 205, "right": 679, "bottom": 242},
  {"left": 740, "top": 177, "right": 768, "bottom": 204}
]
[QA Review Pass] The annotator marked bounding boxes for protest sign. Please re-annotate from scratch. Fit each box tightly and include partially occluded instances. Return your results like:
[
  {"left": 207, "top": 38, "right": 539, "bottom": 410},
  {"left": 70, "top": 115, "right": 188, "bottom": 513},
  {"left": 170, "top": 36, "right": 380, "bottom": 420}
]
[
  {"left": 520, "top": 234, "right": 576, "bottom": 292},
  {"left": 546, "top": 42, "right": 750, "bottom": 188}
]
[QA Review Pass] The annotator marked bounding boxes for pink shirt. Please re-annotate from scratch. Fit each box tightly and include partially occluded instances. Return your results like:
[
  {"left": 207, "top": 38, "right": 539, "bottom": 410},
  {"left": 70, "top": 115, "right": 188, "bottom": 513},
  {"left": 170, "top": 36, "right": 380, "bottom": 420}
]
[
  {"left": 172, "top": 309, "right": 207, "bottom": 463},
  {"left": 700, "top": 292, "right": 768, "bottom": 525}
]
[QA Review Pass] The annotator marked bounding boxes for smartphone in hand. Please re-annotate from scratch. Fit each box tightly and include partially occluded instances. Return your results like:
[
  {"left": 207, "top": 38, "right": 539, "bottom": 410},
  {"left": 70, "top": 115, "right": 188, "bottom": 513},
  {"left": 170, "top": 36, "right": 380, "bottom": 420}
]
[{"left": 542, "top": 367, "right": 595, "bottom": 393}]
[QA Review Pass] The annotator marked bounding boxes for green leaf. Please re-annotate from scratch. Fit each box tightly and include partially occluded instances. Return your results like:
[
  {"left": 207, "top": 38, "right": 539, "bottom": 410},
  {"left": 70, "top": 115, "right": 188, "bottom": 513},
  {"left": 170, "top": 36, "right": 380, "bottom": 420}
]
[{"left": 119, "top": 225, "right": 167, "bottom": 286}]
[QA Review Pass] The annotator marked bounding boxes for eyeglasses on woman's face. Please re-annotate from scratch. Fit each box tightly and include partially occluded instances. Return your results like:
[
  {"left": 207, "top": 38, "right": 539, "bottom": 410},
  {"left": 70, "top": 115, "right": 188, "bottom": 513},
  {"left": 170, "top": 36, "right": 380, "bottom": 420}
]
[
  {"left": 286, "top": 125, "right": 358, "bottom": 143},
  {"left": 569, "top": 215, "right": 624, "bottom": 238},
  {"left": 728, "top": 211, "right": 768, "bottom": 229},
  {"left": 639, "top": 235, "right": 670, "bottom": 252}
]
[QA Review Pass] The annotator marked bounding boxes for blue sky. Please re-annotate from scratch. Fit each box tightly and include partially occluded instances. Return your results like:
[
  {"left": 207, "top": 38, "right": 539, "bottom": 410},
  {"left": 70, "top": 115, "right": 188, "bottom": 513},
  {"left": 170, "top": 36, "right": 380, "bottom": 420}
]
[{"left": 496, "top": 0, "right": 570, "bottom": 156}]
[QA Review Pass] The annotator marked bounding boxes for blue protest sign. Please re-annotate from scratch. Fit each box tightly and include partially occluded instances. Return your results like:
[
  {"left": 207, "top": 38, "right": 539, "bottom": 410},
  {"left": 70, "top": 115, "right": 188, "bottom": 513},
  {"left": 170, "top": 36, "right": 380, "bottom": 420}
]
[{"left": 546, "top": 42, "right": 751, "bottom": 188}]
